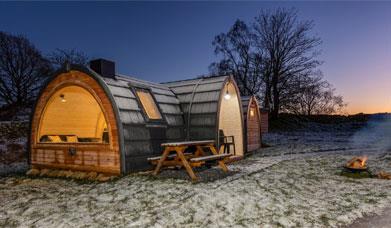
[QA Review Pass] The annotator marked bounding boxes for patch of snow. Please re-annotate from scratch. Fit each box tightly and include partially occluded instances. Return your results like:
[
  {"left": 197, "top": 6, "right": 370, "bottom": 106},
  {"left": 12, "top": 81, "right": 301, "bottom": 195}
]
[{"left": 1, "top": 122, "right": 391, "bottom": 227}]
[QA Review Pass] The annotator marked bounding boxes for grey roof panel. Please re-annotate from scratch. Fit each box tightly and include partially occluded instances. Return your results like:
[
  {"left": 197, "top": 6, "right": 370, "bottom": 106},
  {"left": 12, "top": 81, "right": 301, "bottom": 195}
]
[
  {"left": 190, "top": 114, "right": 216, "bottom": 126},
  {"left": 190, "top": 102, "right": 218, "bottom": 114},
  {"left": 119, "top": 111, "right": 145, "bottom": 124},
  {"left": 102, "top": 77, "right": 129, "bottom": 87},
  {"left": 123, "top": 126, "right": 151, "bottom": 141},
  {"left": 192, "top": 91, "right": 221, "bottom": 103},
  {"left": 114, "top": 97, "right": 140, "bottom": 111},
  {"left": 195, "top": 83, "right": 224, "bottom": 93},
  {"left": 150, "top": 87, "right": 176, "bottom": 96},
  {"left": 164, "top": 76, "right": 227, "bottom": 88},
  {"left": 154, "top": 94, "right": 180, "bottom": 104},
  {"left": 165, "top": 115, "right": 184, "bottom": 126},
  {"left": 116, "top": 74, "right": 166, "bottom": 88},
  {"left": 124, "top": 141, "right": 153, "bottom": 157},
  {"left": 166, "top": 127, "right": 183, "bottom": 140},
  {"left": 188, "top": 126, "right": 216, "bottom": 140},
  {"left": 175, "top": 93, "right": 194, "bottom": 103},
  {"left": 159, "top": 104, "right": 182, "bottom": 115},
  {"left": 108, "top": 85, "right": 135, "bottom": 98}
]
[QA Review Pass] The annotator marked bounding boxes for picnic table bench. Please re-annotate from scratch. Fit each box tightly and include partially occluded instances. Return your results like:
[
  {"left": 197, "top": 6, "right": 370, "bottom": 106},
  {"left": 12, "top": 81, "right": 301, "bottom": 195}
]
[{"left": 151, "top": 140, "right": 231, "bottom": 181}]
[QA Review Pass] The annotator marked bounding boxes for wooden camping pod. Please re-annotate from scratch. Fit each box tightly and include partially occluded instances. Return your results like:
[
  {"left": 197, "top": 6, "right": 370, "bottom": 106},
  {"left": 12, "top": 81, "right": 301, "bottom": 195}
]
[
  {"left": 241, "top": 96, "right": 262, "bottom": 152},
  {"left": 30, "top": 65, "right": 184, "bottom": 174},
  {"left": 30, "top": 62, "right": 245, "bottom": 175}
]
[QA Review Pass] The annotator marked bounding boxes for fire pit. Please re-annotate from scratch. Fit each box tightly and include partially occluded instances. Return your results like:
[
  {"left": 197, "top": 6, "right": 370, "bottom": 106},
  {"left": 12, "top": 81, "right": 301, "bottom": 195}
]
[
  {"left": 345, "top": 156, "right": 368, "bottom": 171},
  {"left": 342, "top": 156, "right": 373, "bottom": 177}
]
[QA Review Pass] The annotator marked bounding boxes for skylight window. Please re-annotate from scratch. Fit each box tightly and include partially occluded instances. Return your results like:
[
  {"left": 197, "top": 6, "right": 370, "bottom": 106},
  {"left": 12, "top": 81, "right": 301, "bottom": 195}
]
[{"left": 136, "top": 89, "right": 162, "bottom": 120}]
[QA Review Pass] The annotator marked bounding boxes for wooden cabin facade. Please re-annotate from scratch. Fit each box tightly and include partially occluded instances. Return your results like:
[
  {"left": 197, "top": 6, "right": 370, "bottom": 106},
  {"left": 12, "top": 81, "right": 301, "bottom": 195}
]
[
  {"left": 241, "top": 96, "right": 262, "bottom": 152},
  {"left": 30, "top": 61, "right": 184, "bottom": 174},
  {"left": 29, "top": 59, "right": 245, "bottom": 174}
]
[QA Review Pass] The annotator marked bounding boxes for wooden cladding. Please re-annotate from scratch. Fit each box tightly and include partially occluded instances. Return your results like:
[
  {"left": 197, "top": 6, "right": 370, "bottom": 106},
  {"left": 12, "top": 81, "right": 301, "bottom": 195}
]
[
  {"left": 31, "top": 144, "right": 120, "bottom": 174},
  {"left": 260, "top": 110, "right": 269, "bottom": 134},
  {"left": 246, "top": 97, "right": 261, "bottom": 152},
  {"left": 30, "top": 70, "right": 121, "bottom": 175}
]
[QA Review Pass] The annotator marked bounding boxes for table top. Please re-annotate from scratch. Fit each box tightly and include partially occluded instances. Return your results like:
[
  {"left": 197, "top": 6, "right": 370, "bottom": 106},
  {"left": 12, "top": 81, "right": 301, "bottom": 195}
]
[{"left": 161, "top": 140, "right": 215, "bottom": 147}]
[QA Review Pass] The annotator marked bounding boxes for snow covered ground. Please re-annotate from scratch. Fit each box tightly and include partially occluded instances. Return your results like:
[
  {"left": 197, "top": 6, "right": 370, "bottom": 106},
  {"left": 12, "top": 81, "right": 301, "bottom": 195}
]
[{"left": 1, "top": 122, "right": 391, "bottom": 227}]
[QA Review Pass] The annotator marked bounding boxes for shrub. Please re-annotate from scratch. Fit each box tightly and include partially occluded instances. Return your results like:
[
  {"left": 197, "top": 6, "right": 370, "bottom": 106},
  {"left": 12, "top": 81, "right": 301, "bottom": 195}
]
[{"left": 0, "top": 121, "right": 29, "bottom": 141}]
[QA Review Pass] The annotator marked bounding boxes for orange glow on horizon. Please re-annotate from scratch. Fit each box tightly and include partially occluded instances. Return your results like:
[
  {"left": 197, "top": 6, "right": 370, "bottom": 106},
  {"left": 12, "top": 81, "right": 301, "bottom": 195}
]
[{"left": 345, "top": 104, "right": 391, "bottom": 115}]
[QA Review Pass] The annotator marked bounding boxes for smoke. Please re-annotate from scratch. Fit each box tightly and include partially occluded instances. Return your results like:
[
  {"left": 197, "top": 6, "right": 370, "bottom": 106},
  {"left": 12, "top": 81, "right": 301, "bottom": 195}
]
[{"left": 350, "top": 114, "right": 391, "bottom": 151}]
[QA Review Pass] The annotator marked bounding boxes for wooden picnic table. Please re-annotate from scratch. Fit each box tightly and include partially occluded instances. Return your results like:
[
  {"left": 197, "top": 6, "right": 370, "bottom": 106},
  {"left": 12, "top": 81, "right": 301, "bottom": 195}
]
[{"left": 152, "top": 140, "right": 231, "bottom": 181}]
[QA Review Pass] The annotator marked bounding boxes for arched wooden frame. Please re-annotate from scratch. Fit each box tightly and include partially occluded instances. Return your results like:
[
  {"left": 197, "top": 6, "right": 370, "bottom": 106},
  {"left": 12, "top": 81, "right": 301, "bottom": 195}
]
[
  {"left": 36, "top": 83, "right": 111, "bottom": 145},
  {"left": 247, "top": 97, "right": 261, "bottom": 132},
  {"left": 30, "top": 70, "right": 121, "bottom": 174},
  {"left": 246, "top": 96, "right": 262, "bottom": 152},
  {"left": 216, "top": 77, "right": 245, "bottom": 156}
]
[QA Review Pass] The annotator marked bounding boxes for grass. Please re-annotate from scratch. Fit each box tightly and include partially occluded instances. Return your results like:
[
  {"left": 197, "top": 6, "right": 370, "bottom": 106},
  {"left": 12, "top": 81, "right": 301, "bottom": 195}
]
[{"left": 340, "top": 171, "right": 373, "bottom": 179}]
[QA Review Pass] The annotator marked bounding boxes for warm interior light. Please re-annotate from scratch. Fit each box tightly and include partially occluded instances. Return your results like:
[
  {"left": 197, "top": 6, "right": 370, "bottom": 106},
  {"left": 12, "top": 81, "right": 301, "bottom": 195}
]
[
  {"left": 224, "top": 93, "right": 231, "bottom": 100},
  {"left": 250, "top": 109, "right": 255, "bottom": 117},
  {"left": 60, "top": 94, "right": 66, "bottom": 103},
  {"left": 224, "top": 83, "right": 231, "bottom": 100}
]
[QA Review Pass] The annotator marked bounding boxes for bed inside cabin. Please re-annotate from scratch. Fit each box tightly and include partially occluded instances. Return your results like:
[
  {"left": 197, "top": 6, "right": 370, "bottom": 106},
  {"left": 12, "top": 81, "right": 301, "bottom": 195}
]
[{"left": 38, "top": 85, "right": 109, "bottom": 144}]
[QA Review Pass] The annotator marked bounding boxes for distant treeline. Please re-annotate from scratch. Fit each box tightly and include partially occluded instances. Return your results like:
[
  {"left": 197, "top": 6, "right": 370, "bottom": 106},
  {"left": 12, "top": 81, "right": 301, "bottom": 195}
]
[
  {"left": 0, "top": 31, "right": 89, "bottom": 120},
  {"left": 269, "top": 113, "right": 375, "bottom": 131}
]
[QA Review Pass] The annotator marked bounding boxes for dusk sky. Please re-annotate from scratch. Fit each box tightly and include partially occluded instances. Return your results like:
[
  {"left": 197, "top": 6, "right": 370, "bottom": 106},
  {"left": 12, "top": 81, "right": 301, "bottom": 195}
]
[{"left": 0, "top": 1, "right": 390, "bottom": 114}]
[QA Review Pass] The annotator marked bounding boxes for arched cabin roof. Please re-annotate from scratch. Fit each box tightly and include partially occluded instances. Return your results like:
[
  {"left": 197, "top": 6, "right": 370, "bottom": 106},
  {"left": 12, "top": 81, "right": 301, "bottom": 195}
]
[
  {"left": 163, "top": 75, "right": 234, "bottom": 140},
  {"left": 241, "top": 96, "right": 260, "bottom": 117},
  {"left": 34, "top": 65, "right": 184, "bottom": 172},
  {"left": 241, "top": 96, "right": 251, "bottom": 117},
  {"left": 241, "top": 95, "right": 262, "bottom": 153},
  {"left": 98, "top": 73, "right": 185, "bottom": 171},
  {"left": 102, "top": 74, "right": 184, "bottom": 131}
]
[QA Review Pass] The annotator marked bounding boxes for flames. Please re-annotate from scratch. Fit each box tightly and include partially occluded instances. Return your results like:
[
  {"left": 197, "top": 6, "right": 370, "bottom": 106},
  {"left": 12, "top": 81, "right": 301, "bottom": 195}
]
[
  {"left": 346, "top": 156, "right": 368, "bottom": 170},
  {"left": 344, "top": 156, "right": 391, "bottom": 180}
]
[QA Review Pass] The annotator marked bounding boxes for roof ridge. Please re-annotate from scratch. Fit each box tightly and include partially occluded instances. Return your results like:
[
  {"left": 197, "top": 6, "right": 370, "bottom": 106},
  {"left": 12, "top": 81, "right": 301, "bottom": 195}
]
[
  {"left": 162, "top": 75, "right": 229, "bottom": 84},
  {"left": 115, "top": 74, "right": 171, "bottom": 89}
]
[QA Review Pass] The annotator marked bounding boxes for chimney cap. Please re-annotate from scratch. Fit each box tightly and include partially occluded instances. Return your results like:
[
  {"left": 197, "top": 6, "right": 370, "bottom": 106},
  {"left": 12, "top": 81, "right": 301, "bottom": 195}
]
[{"left": 89, "top": 58, "right": 115, "bottom": 79}]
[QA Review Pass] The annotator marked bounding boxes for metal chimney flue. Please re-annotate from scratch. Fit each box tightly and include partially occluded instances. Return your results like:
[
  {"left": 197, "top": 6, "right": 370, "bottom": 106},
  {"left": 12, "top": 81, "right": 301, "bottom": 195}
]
[{"left": 90, "top": 59, "right": 115, "bottom": 79}]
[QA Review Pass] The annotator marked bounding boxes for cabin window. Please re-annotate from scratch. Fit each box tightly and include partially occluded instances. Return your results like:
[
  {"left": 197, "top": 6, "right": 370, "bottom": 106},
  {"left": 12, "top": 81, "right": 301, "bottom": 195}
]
[
  {"left": 250, "top": 108, "right": 255, "bottom": 118},
  {"left": 136, "top": 89, "right": 162, "bottom": 120},
  {"left": 38, "top": 85, "right": 109, "bottom": 144}
]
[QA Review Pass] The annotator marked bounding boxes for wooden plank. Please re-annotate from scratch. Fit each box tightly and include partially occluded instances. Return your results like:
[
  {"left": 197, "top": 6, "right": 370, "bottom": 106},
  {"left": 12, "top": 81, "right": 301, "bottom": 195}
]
[
  {"left": 147, "top": 152, "right": 192, "bottom": 161},
  {"left": 176, "top": 147, "right": 198, "bottom": 181},
  {"left": 189, "top": 154, "right": 231, "bottom": 162},
  {"left": 208, "top": 145, "right": 229, "bottom": 172},
  {"left": 31, "top": 163, "right": 120, "bottom": 175},
  {"left": 161, "top": 140, "right": 214, "bottom": 147},
  {"left": 153, "top": 147, "right": 171, "bottom": 175}
]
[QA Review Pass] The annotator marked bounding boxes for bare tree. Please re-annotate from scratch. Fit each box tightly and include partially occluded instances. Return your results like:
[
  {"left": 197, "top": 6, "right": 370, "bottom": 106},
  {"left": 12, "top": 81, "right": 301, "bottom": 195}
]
[
  {"left": 210, "top": 20, "right": 264, "bottom": 96},
  {"left": 253, "top": 8, "right": 323, "bottom": 119},
  {"left": 312, "top": 85, "right": 346, "bottom": 115},
  {"left": 286, "top": 73, "right": 346, "bottom": 115},
  {"left": 210, "top": 9, "right": 332, "bottom": 118},
  {"left": 48, "top": 48, "right": 89, "bottom": 69},
  {"left": 0, "top": 31, "right": 51, "bottom": 113}
]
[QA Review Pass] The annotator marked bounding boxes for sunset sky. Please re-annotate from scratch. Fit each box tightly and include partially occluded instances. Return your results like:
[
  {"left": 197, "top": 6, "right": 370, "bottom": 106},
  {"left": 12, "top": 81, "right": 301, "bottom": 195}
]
[{"left": 0, "top": 2, "right": 390, "bottom": 114}]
